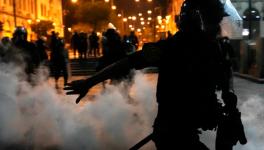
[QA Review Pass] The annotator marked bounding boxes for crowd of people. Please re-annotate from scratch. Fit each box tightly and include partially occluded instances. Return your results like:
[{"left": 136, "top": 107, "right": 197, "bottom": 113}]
[
  {"left": 70, "top": 30, "right": 139, "bottom": 59},
  {"left": 0, "top": 27, "right": 69, "bottom": 89},
  {"left": 0, "top": 0, "right": 249, "bottom": 149},
  {"left": 0, "top": 26, "right": 141, "bottom": 89}
]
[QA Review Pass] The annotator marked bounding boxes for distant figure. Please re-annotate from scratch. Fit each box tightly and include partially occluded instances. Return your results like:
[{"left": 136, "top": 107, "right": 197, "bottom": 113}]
[
  {"left": 122, "top": 35, "right": 136, "bottom": 55},
  {"left": 50, "top": 38, "right": 69, "bottom": 89},
  {"left": 167, "top": 31, "right": 173, "bottom": 39},
  {"left": 65, "top": 0, "right": 247, "bottom": 149},
  {"left": 96, "top": 28, "right": 127, "bottom": 78},
  {"left": 70, "top": 31, "right": 80, "bottom": 58},
  {"left": 96, "top": 28, "right": 131, "bottom": 87},
  {"left": 0, "top": 37, "right": 15, "bottom": 63},
  {"left": 0, "top": 37, "right": 11, "bottom": 56},
  {"left": 12, "top": 26, "right": 40, "bottom": 78},
  {"left": 89, "top": 31, "right": 99, "bottom": 57},
  {"left": 35, "top": 36, "right": 48, "bottom": 66},
  {"left": 78, "top": 32, "right": 88, "bottom": 59},
  {"left": 128, "top": 31, "right": 139, "bottom": 50}
]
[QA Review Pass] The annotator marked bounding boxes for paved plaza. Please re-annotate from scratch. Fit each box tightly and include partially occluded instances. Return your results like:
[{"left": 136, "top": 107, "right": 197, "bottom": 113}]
[{"left": 49, "top": 72, "right": 264, "bottom": 150}]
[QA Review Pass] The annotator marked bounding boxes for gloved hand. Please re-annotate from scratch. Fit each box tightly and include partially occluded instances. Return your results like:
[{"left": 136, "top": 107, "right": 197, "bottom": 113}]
[
  {"left": 222, "top": 91, "right": 237, "bottom": 112},
  {"left": 64, "top": 79, "right": 91, "bottom": 104}
]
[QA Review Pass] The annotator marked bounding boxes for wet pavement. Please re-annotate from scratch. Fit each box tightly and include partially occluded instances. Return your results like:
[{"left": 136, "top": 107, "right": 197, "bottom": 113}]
[{"left": 48, "top": 73, "right": 264, "bottom": 150}]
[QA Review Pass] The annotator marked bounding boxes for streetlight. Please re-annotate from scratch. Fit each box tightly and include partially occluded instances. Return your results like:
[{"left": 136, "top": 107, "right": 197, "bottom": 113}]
[
  {"left": 71, "top": 0, "right": 78, "bottom": 3},
  {"left": 13, "top": 0, "right": 17, "bottom": 27},
  {"left": 147, "top": 10, "right": 152, "bottom": 14},
  {"left": 112, "top": 5, "right": 117, "bottom": 10},
  {"left": 248, "top": 0, "right": 252, "bottom": 39}
]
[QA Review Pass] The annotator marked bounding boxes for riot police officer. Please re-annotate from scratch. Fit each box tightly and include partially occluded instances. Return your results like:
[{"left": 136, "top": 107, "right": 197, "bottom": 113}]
[
  {"left": 64, "top": 0, "right": 246, "bottom": 149},
  {"left": 12, "top": 26, "right": 40, "bottom": 77}
]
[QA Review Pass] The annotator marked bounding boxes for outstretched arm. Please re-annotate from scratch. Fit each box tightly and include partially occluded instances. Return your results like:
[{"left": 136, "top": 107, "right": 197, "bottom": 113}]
[
  {"left": 64, "top": 56, "right": 132, "bottom": 103},
  {"left": 64, "top": 42, "right": 162, "bottom": 103}
]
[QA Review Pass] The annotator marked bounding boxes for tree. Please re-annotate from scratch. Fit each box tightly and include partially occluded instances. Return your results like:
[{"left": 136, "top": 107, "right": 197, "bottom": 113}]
[
  {"left": 30, "top": 20, "right": 54, "bottom": 37},
  {"left": 0, "top": 21, "right": 3, "bottom": 31},
  {"left": 75, "top": 1, "right": 112, "bottom": 31}
]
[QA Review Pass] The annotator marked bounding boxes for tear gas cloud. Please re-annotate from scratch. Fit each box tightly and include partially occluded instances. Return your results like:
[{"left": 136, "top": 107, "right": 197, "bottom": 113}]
[
  {"left": 0, "top": 55, "right": 263, "bottom": 150},
  {"left": 200, "top": 80, "right": 264, "bottom": 150},
  {"left": 0, "top": 59, "right": 157, "bottom": 150}
]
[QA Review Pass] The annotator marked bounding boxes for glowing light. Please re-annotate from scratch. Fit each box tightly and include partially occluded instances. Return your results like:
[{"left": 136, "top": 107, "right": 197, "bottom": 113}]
[
  {"left": 27, "top": 19, "right": 32, "bottom": 24},
  {"left": 112, "top": 5, "right": 116, "bottom": 10},
  {"left": 71, "top": 0, "right": 78, "bottom": 3},
  {"left": 132, "top": 16, "right": 137, "bottom": 20},
  {"left": 242, "top": 29, "right": 249, "bottom": 36},
  {"left": 147, "top": 10, "right": 152, "bottom": 14}
]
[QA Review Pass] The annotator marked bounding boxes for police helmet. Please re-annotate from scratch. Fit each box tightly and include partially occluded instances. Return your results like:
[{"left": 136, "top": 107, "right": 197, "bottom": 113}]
[
  {"left": 178, "top": 0, "right": 227, "bottom": 35},
  {"left": 13, "top": 26, "right": 28, "bottom": 40},
  {"left": 57, "top": 38, "right": 65, "bottom": 47}
]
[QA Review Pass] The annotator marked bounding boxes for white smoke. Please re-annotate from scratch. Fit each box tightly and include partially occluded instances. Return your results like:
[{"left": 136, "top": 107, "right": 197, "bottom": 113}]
[
  {"left": 1, "top": 46, "right": 263, "bottom": 149},
  {"left": 200, "top": 79, "right": 264, "bottom": 150},
  {"left": 234, "top": 96, "right": 264, "bottom": 150},
  {"left": 0, "top": 58, "right": 158, "bottom": 150}
]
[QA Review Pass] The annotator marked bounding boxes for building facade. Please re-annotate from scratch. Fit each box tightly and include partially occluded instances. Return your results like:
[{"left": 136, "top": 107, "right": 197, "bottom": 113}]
[
  {"left": 0, "top": 0, "right": 63, "bottom": 40},
  {"left": 231, "top": 0, "right": 264, "bottom": 79},
  {"left": 166, "top": 0, "right": 264, "bottom": 79}
]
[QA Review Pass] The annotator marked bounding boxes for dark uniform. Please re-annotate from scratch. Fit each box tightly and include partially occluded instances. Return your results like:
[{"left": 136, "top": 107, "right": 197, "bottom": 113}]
[
  {"left": 65, "top": 0, "right": 247, "bottom": 149},
  {"left": 12, "top": 27, "right": 40, "bottom": 76}
]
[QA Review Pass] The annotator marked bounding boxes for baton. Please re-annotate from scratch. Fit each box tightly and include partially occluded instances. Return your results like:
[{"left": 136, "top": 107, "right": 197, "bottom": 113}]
[{"left": 129, "top": 133, "right": 153, "bottom": 150}]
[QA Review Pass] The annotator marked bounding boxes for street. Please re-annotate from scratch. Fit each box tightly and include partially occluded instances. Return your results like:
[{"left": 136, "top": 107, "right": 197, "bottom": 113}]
[
  {"left": 49, "top": 72, "right": 264, "bottom": 150},
  {"left": 0, "top": 64, "right": 263, "bottom": 149}
]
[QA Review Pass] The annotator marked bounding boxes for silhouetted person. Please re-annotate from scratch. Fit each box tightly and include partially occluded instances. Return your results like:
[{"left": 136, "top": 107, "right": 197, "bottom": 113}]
[
  {"left": 0, "top": 37, "right": 11, "bottom": 56},
  {"left": 167, "top": 31, "right": 173, "bottom": 39},
  {"left": 122, "top": 35, "right": 136, "bottom": 55},
  {"left": 71, "top": 31, "right": 80, "bottom": 58},
  {"left": 64, "top": 0, "right": 247, "bottom": 149},
  {"left": 78, "top": 32, "right": 88, "bottom": 59},
  {"left": 51, "top": 38, "right": 69, "bottom": 89},
  {"left": 49, "top": 31, "right": 57, "bottom": 53},
  {"left": 12, "top": 26, "right": 40, "bottom": 78},
  {"left": 89, "top": 31, "right": 99, "bottom": 57},
  {"left": 96, "top": 28, "right": 132, "bottom": 94},
  {"left": 128, "top": 31, "right": 139, "bottom": 50},
  {"left": 35, "top": 36, "right": 48, "bottom": 66},
  {"left": 0, "top": 37, "right": 17, "bottom": 63}
]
